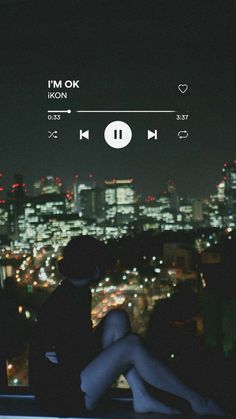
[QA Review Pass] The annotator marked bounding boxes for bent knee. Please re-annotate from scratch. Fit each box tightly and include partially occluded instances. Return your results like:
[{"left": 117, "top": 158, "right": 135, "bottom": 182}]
[
  {"left": 125, "top": 333, "right": 142, "bottom": 347},
  {"left": 105, "top": 308, "right": 130, "bottom": 326}
]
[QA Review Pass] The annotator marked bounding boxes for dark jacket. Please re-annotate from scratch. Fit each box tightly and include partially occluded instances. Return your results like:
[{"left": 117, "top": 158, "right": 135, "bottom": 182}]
[{"left": 29, "top": 280, "right": 94, "bottom": 415}]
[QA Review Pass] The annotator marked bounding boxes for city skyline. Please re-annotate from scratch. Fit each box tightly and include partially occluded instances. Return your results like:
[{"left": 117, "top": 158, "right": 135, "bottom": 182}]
[
  {"left": 0, "top": 158, "right": 235, "bottom": 200},
  {"left": 0, "top": 160, "right": 235, "bottom": 250}
]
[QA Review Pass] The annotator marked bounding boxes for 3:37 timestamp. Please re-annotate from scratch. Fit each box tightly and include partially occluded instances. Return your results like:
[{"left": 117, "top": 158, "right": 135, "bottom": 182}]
[{"left": 176, "top": 114, "right": 189, "bottom": 120}]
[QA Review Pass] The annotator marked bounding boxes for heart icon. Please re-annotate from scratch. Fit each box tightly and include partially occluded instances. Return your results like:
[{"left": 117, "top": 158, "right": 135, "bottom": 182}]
[{"left": 178, "top": 84, "right": 188, "bottom": 94}]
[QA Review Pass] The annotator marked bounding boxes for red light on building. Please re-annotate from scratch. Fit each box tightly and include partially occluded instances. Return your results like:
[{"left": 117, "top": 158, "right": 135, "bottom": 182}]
[
  {"left": 145, "top": 195, "right": 156, "bottom": 202},
  {"left": 66, "top": 192, "right": 73, "bottom": 201}
]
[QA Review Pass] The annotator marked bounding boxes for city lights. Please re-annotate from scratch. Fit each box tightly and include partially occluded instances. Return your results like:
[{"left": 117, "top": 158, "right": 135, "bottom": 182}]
[{"left": 0, "top": 164, "right": 234, "bottom": 252}]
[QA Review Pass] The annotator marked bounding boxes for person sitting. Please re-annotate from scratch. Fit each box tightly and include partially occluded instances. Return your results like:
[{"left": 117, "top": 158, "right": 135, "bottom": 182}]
[{"left": 29, "top": 235, "right": 224, "bottom": 416}]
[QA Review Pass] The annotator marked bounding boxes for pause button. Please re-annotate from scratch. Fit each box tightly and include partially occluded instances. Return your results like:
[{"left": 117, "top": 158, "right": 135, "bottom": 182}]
[
  {"left": 104, "top": 121, "right": 132, "bottom": 149},
  {"left": 114, "top": 129, "right": 123, "bottom": 140}
]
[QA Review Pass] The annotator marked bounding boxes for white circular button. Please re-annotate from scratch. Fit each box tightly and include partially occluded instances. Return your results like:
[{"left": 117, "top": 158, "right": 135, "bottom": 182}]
[{"left": 104, "top": 121, "right": 132, "bottom": 149}]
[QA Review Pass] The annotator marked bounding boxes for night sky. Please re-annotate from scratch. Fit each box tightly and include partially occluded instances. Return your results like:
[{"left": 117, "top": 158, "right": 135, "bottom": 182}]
[{"left": 0, "top": 0, "right": 235, "bottom": 197}]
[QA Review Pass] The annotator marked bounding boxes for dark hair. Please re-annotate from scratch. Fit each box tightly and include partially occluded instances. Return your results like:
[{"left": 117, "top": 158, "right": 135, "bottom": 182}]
[{"left": 57, "top": 235, "right": 106, "bottom": 279}]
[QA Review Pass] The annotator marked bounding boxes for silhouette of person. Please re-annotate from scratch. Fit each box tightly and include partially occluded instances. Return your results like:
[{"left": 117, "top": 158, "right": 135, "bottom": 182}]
[
  {"left": 29, "top": 236, "right": 224, "bottom": 416},
  {"left": 147, "top": 282, "right": 202, "bottom": 356},
  {"left": 146, "top": 282, "right": 209, "bottom": 393}
]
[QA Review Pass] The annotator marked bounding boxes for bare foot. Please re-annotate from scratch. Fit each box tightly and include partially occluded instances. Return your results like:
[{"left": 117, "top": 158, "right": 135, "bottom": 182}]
[
  {"left": 190, "top": 396, "right": 225, "bottom": 416},
  {"left": 134, "top": 394, "right": 181, "bottom": 414}
]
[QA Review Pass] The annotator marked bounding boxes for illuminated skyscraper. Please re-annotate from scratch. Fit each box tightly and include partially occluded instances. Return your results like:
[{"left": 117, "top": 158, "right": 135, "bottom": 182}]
[
  {"left": 0, "top": 172, "right": 8, "bottom": 236},
  {"left": 17, "top": 194, "right": 66, "bottom": 245},
  {"left": 80, "top": 187, "right": 105, "bottom": 221},
  {"left": 34, "top": 176, "right": 62, "bottom": 195},
  {"left": 221, "top": 161, "right": 236, "bottom": 227},
  {"left": 104, "top": 178, "right": 135, "bottom": 225},
  {"left": 167, "top": 179, "right": 179, "bottom": 211},
  {"left": 73, "top": 174, "right": 96, "bottom": 213},
  {"left": 192, "top": 199, "right": 203, "bottom": 223},
  {"left": 222, "top": 161, "right": 236, "bottom": 206},
  {"left": 11, "top": 174, "right": 27, "bottom": 202},
  {"left": 217, "top": 180, "right": 226, "bottom": 202},
  {"left": 8, "top": 174, "right": 27, "bottom": 239}
]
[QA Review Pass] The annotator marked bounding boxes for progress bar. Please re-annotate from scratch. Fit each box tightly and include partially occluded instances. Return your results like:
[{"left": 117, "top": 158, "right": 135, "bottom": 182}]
[
  {"left": 76, "top": 110, "right": 176, "bottom": 113},
  {"left": 48, "top": 109, "right": 71, "bottom": 113}
]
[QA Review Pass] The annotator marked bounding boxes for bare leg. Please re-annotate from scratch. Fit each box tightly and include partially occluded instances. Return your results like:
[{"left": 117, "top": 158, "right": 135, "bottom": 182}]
[
  {"left": 81, "top": 313, "right": 224, "bottom": 416},
  {"left": 93, "top": 309, "right": 180, "bottom": 414}
]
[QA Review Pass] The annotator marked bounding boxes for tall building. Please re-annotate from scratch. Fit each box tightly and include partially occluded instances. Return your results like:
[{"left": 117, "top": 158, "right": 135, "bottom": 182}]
[
  {"left": 8, "top": 174, "right": 27, "bottom": 239},
  {"left": 34, "top": 176, "right": 62, "bottom": 195},
  {"left": 104, "top": 178, "right": 135, "bottom": 225},
  {"left": 0, "top": 172, "right": 8, "bottom": 235},
  {"left": 65, "top": 190, "right": 75, "bottom": 214},
  {"left": 0, "top": 172, "right": 5, "bottom": 204},
  {"left": 80, "top": 187, "right": 105, "bottom": 221},
  {"left": 167, "top": 179, "right": 179, "bottom": 211},
  {"left": 10, "top": 174, "right": 27, "bottom": 202},
  {"left": 0, "top": 204, "right": 8, "bottom": 236},
  {"left": 73, "top": 174, "right": 96, "bottom": 213},
  {"left": 17, "top": 194, "right": 66, "bottom": 245},
  {"left": 208, "top": 194, "right": 223, "bottom": 228},
  {"left": 192, "top": 199, "right": 203, "bottom": 223},
  {"left": 220, "top": 161, "right": 236, "bottom": 227},
  {"left": 217, "top": 180, "right": 226, "bottom": 203},
  {"left": 222, "top": 161, "right": 236, "bottom": 207}
]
